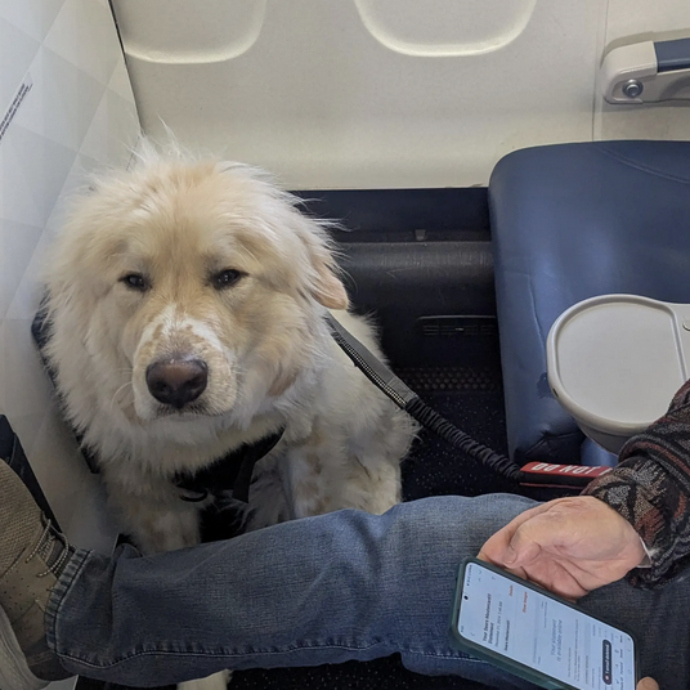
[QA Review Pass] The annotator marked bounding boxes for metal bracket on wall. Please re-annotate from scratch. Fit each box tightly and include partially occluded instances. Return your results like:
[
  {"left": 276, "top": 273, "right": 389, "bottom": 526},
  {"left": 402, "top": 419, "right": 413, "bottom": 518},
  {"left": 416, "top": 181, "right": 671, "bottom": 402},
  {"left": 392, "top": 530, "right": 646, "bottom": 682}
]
[{"left": 601, "top": 36, "right": 690, "bottom": 104}]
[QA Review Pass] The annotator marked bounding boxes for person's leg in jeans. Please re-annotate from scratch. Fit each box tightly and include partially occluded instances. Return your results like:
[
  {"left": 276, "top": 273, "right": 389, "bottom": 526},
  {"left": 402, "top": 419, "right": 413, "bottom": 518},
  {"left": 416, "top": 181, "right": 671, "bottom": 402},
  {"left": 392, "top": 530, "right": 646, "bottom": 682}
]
[
  {"left": 3, "top": 460, "right": 690, "bottom": 689},
  {"left": 41, "top": 496, "right": 690, "bottom": 690},
  {"left": 50, "top": 494, "right": 538, "bottom": 688},
  {"left": 578, "top": 567, "right": 690, "bottom": 686}
]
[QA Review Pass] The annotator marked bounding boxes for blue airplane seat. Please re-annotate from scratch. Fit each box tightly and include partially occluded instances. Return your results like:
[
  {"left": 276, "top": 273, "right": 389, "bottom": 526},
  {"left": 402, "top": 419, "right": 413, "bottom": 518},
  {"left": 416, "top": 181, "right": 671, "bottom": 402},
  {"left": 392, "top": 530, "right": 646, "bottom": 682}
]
[{"left": 489, "top": 140, "right": 690, "bottom": 467}]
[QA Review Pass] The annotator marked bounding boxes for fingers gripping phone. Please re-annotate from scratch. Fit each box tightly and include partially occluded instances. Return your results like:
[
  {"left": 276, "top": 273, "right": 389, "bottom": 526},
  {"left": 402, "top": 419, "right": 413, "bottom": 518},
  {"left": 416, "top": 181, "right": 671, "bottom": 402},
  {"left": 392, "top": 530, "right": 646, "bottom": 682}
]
[{"left": 451, "top": 559, "right": 639, "bottom": 690}]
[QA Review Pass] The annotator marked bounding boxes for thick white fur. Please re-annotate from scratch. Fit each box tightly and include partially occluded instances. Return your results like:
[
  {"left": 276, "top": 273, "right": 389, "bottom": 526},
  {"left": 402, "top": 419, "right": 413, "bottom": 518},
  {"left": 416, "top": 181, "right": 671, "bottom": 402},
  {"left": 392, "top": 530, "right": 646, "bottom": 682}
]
[{"left": 45, "top": 139, "right": 415, "bottom": 555}]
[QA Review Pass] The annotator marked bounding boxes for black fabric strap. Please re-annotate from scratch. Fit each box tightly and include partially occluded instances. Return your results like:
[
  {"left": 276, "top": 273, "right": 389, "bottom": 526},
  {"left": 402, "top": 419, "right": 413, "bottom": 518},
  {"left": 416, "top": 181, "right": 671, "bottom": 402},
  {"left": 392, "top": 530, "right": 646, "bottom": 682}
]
[{"left": 173, "top": 427, "right": 285, "bottom": 503}]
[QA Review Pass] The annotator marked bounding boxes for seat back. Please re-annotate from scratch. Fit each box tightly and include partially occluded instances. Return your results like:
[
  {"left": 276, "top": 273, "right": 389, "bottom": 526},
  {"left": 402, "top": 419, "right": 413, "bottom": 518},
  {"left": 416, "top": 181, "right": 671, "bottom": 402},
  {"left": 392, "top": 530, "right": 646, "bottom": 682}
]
[{"left": 490, "top": 140, "right": 690, "bottom": 465}]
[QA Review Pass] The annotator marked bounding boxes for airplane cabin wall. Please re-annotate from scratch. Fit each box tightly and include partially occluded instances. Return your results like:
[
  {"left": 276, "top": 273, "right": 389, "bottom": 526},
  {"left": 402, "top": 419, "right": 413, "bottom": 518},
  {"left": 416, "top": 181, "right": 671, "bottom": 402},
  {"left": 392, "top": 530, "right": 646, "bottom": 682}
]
[
  {"left": 0, "top": 0, "right": 140, "bottom": 570},
  {"left": 113, "top": 0, "right": 690, "bottom": 190}
]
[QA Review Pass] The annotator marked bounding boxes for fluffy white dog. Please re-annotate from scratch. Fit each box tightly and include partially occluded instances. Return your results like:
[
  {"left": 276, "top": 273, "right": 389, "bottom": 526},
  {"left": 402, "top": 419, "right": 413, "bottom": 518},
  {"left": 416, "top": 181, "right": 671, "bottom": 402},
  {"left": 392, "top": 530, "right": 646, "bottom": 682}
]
[{"left": 44, "top": 138, "right": 416, "bottom": 605}]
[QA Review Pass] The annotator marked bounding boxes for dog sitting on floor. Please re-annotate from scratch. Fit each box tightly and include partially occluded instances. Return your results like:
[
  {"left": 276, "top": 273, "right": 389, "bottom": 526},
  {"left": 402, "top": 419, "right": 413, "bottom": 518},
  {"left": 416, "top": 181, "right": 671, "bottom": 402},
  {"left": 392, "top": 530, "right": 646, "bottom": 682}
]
[
  {"left": 42, "top": 139, "right": 416, "bottom": 688},
  {"left": 44, "top": 139, "right": 417, "bottom": 547}
]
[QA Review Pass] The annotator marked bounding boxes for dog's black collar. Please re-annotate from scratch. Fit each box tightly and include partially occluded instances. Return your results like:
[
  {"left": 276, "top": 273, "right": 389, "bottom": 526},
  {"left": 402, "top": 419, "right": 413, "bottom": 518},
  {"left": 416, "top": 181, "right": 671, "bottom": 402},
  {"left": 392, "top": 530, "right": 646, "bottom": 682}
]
[{"left": 173, "top": 427, "right": 285, "bottom": 504}]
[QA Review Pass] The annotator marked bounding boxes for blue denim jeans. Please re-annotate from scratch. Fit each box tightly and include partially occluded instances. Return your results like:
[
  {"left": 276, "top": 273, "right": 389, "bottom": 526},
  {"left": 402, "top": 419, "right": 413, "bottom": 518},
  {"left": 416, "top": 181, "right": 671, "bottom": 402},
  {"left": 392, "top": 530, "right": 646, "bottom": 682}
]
[{"left": 44, "top": 495, "right": 690, "bottom": 689}]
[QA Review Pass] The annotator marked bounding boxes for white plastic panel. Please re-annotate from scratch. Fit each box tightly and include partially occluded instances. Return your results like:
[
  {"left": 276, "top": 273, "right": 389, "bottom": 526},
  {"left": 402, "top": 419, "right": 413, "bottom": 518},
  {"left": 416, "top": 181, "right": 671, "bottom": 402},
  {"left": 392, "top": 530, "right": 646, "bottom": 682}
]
[
  {"left": 0, "top": 0, "right": 140, "bottom": 573},
  {"left": 112, "top": 0, "right": 690, "bottom": 190},
  {"left": 113, "top": 0, "right": 608, "bottom": 189}
]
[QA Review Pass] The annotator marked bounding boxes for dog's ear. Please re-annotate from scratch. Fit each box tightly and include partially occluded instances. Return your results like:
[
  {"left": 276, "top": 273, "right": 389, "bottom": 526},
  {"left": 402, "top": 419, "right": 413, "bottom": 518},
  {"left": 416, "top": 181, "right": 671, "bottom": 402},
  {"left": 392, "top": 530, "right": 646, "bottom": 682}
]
[
  {"left": 311, "top": 262, "right": 349, "bottom": 310},
  {"left": 300, "top": 229, "right": 349, "bottom": 310}
]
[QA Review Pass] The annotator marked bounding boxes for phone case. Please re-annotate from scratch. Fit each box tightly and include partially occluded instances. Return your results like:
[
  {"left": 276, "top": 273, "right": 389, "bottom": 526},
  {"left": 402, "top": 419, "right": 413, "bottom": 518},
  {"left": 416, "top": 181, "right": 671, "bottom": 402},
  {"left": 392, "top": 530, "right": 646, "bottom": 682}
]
[{"left": 449, "top": 558, "right": 640, "bottom": 690}]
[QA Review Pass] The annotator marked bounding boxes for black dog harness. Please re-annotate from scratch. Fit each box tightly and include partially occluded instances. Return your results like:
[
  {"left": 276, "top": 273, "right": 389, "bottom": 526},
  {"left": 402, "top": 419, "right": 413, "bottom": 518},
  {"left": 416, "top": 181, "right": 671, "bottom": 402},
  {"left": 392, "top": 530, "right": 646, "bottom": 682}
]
[{"left": 173, "top": 427, "right": 285, "bottom": 503}]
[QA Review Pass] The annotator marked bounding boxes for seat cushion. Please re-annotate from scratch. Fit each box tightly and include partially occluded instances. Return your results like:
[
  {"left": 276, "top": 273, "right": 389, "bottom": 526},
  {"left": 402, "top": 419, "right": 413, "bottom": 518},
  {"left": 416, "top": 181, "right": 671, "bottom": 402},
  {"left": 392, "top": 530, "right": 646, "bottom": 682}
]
[{"left": 489, "top": 140, "right": 690, "bottom": 465}]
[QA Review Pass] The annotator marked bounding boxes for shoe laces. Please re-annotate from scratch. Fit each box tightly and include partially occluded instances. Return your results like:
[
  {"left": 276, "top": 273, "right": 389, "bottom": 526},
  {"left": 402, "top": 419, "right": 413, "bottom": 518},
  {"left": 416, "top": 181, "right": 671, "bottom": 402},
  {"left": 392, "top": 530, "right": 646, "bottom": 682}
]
[{"left": 25, "top": 520, "right": 70, "bottom": 578}]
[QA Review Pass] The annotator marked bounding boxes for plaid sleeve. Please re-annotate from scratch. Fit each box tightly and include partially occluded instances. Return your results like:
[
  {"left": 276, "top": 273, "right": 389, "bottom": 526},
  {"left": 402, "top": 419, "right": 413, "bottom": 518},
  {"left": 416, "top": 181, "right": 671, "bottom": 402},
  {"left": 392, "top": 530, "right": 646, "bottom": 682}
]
[{"left": 582, "top": 379, "right": 690, "bottom": 586}]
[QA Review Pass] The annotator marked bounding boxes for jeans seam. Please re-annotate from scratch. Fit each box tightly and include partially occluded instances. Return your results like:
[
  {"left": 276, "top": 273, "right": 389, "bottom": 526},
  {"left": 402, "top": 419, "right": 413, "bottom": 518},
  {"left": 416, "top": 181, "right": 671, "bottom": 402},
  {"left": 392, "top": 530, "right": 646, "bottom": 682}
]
[
  {"left": 57, "top": 640, "right": 392, "bottom": 670},
  {"left": 56, "top": 639, "right": 479, "bottom": 671},
  {"left": 45, "top": 548, "right": 91, "bottom": 654}
]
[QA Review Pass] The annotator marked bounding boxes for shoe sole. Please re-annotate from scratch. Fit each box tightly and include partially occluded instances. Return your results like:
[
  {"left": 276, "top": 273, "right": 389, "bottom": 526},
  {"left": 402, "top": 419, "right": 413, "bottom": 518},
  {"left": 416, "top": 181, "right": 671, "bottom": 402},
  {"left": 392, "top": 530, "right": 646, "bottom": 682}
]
[{"left": 0, "top": 604, "right": 47, "bottom": 690}]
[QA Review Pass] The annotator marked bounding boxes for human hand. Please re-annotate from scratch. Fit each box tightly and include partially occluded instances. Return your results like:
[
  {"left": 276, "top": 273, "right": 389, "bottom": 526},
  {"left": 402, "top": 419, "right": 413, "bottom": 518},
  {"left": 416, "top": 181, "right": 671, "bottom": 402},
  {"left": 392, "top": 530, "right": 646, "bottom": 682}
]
[
  {"left": 637, "top": 678, "right": 659, "bottom": 690},
  {"left": 478, "top": 496, "right": 647, "bottom": 600}
]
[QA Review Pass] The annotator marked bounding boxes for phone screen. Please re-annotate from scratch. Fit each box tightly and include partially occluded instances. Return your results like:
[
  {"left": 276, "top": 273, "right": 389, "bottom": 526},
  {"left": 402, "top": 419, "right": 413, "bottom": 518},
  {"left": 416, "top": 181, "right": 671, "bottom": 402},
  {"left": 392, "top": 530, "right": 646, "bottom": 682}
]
[{"left": 455, "top": 560, "right": 636, "bottom": 690}]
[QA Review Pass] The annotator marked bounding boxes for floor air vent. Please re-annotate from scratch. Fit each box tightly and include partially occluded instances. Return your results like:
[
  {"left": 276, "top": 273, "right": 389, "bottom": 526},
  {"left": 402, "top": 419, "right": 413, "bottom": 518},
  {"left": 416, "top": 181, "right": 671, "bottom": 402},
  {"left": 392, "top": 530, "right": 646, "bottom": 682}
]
[{"left": 417, "top": 315, "right": 497, "bottom": 338}]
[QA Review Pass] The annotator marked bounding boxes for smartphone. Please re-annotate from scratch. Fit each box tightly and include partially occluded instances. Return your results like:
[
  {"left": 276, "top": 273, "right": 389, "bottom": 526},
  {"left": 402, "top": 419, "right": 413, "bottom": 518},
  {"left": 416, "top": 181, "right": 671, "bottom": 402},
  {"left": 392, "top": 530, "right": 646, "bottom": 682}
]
[{"left": 451, "top": 558, "right": 638, "bottom": 690}]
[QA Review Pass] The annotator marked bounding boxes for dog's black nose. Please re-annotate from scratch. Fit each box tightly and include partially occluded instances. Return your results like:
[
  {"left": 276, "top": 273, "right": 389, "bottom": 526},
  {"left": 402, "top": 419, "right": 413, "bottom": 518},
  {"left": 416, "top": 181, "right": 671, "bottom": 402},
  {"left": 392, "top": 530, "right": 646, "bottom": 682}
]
[{"left": 146, "top": 358, "right": 208, "bottom": 409}]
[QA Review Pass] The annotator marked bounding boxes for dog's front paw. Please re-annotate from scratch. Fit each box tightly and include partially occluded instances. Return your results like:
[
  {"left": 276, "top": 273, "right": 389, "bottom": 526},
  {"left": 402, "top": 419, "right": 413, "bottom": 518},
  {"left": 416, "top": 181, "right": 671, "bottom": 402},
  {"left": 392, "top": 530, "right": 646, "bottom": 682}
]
[{"left": 178, "top": 669, "right": 231, "bottom": 690}]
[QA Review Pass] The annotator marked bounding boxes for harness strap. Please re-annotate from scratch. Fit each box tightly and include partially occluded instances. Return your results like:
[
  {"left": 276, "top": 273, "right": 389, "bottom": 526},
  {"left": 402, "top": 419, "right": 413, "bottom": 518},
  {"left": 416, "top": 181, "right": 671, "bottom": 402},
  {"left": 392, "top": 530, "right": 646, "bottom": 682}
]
[{"left": 173, "top": 427, "right": 285, "bottom": 503}]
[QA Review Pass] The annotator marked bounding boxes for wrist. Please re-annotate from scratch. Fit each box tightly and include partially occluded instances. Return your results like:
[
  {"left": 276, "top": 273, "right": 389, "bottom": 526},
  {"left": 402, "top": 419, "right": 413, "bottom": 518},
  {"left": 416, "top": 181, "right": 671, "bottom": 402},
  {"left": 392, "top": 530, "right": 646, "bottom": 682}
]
[{"left": 581, "top": 496, "right": 648, "bottom": 569}]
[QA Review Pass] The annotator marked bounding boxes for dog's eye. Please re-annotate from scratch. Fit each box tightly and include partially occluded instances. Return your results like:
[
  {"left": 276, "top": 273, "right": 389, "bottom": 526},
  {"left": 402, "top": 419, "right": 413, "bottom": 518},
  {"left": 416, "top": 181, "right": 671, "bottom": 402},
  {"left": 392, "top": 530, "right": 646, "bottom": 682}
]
[
  {"left": 120, "top": 273, "right": 150, "bottom": 292},
  {"left": 211, "top": 269, "right": 244, "bottom": 290}
]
